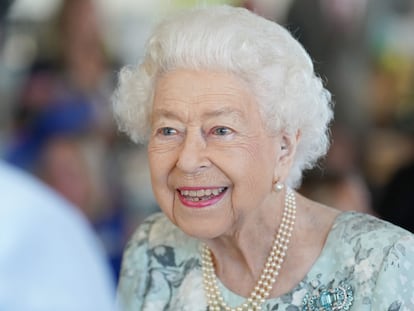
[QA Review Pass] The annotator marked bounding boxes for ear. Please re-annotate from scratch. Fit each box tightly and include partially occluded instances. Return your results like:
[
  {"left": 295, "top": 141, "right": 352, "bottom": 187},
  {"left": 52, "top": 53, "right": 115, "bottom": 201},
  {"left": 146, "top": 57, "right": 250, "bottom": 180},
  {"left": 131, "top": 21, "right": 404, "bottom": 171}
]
[{"left": 273, "top": 130, "right": 301, "bottom": 182}]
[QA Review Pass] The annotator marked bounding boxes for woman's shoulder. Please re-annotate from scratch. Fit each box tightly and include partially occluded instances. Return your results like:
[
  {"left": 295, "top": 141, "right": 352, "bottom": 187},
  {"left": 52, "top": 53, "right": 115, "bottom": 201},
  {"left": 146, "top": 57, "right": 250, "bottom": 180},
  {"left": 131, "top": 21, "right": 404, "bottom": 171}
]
[
  {"left": 296, "top": 212, "right": 414, "bottom": 310},
  {"left": 331, "top": 211, "right": 413, "bottom": 246},
  {"left": 323, "top": 211, "right": 414, "bottom": 272}
]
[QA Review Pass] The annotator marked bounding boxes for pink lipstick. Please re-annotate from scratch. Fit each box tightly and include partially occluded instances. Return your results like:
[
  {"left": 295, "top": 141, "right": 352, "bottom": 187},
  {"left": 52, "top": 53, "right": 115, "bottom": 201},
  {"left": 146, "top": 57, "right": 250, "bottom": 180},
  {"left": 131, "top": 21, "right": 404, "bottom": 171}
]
[{"left": 177, "top": 187, "right": 227, "bottom": 208}]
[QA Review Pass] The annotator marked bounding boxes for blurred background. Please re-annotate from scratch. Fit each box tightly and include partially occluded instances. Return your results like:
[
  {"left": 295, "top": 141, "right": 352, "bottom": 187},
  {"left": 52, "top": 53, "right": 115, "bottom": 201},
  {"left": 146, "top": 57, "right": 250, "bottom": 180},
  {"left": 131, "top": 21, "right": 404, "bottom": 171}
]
[{"left": 0, "top": 0, "right": 413, "bottom": 282}]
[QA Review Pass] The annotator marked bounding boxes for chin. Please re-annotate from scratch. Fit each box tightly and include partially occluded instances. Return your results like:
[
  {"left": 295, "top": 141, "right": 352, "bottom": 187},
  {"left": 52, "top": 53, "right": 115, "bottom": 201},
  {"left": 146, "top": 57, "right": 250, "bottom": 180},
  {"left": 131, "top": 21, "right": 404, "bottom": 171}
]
[{"left": 176, "top": 217, "right": 228, "bottom": 241}]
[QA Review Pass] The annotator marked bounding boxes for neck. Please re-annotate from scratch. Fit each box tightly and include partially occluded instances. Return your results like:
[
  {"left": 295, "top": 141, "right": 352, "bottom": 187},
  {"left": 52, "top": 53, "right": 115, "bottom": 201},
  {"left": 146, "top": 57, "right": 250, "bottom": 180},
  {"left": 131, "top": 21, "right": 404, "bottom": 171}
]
[{"left": 202, "top": 188, "right": 289, "bottom": 296}]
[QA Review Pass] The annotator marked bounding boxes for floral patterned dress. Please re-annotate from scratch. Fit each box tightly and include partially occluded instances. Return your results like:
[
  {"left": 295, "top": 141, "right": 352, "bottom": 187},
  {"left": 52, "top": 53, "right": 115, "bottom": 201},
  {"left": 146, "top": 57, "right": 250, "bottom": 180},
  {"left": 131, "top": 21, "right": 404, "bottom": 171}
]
[{"left": 117, "top": 212, "right": 414, "bottom": 311}]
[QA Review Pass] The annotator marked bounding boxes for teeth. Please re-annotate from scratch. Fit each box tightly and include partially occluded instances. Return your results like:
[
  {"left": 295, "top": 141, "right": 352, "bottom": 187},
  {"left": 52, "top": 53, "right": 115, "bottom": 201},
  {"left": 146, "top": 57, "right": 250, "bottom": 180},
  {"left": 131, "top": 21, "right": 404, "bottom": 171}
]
[{"left": 179, "top": 187, "right": 225, "bottom": 198}]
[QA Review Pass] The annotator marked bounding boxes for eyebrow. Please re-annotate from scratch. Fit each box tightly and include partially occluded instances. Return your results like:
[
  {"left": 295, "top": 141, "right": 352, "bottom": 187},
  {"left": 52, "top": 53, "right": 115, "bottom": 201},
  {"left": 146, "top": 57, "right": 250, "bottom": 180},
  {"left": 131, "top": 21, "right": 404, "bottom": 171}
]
[{"left": 151, "top": 108, "right": 182, "bottom": 123}]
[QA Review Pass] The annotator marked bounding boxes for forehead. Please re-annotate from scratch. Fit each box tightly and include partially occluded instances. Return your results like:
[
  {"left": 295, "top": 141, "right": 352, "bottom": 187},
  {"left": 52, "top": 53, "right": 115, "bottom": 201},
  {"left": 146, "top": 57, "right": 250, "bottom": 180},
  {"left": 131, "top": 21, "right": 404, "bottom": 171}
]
[
  {"left": 152, "top": 69, "right": 255, "bottom": 113},
  {"left": 155, "top": 69, "right": 248, "bottom": 89}
]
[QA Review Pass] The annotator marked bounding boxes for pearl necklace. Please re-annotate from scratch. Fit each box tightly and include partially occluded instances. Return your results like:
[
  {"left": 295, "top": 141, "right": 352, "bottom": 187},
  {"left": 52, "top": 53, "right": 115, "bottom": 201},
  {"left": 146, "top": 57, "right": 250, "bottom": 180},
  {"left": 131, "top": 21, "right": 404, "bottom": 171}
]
[{"left": 201, "top": 187, "right": 296, "bottom": 311}]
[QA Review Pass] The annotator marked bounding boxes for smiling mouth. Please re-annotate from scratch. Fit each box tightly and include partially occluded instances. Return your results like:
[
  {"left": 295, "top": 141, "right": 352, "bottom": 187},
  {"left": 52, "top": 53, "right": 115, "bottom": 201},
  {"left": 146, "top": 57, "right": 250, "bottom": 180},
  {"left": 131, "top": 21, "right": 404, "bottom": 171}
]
[{"left": 178, "top": 187, "right": 227, "bottom": 202}]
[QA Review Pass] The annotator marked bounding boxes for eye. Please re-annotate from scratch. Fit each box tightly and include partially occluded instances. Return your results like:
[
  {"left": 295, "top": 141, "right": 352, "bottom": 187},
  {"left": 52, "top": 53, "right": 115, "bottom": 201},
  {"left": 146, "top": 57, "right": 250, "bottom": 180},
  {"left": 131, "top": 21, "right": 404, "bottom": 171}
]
[
  {"left": 157, "top": 127, "right": 178, "bottom": 136},
  {"left": 211, "top": 126, "right": 233, "bottom": 136}
]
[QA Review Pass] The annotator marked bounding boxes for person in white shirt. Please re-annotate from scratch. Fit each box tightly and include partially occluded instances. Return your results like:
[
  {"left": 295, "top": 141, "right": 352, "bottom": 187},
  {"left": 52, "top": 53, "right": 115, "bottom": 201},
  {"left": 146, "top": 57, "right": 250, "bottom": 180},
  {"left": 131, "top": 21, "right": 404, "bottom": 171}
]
[{"left": 0, "top": 161, "right": 115, "bottom": 311}]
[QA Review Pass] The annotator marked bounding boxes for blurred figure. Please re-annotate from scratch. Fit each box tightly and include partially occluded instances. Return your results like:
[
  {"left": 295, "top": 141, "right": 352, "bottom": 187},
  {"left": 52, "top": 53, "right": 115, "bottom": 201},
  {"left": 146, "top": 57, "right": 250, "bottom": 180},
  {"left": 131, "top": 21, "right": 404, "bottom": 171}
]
[
  {"left": 242, "top": 0, "right": 294, "bottom": 22},
  {"left": 300, "top": 170, "right": 373, "bottom": 214},
  {"left": 54, "top": 0, "right": 114, "bottom": 138},
  {"left": 34, "top": 134, "right": 127, "bottom": 281},
  {"left": 57, "top": 0, "right": 109, "bottom": 93},
  {"left": 0, "top": 160, "right": 115, "bottom": 311},
  {"left": 5, "top": 0, "right": 114, "bottom": 170},
  {"left": 378, "top": 161, "right": 414, "bottom": 233},
  {"left": 3, "top": 0, "right": 126, "bottom": 281},
  {"left": 36, "top": 135, "right": 107, "bottom": 221},
  {"left": 286, "top": 0, "right": 376, "bottom": 215},
  {"left": 373, "top": 50, "right": 414, "bottom": 231},
  {"left": 364, "top": 0, "right": 414, "bottom": 188},
  {"left": 300, "top": 122, "right": 374, "bottom": 214}
]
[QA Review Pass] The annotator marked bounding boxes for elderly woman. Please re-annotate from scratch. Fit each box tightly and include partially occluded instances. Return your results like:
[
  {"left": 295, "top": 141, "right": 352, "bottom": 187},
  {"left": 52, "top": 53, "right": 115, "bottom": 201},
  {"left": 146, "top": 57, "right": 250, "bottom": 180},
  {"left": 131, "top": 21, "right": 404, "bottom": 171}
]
[{"left": 113, "top": 5, "right": 414, "bottom": 311}]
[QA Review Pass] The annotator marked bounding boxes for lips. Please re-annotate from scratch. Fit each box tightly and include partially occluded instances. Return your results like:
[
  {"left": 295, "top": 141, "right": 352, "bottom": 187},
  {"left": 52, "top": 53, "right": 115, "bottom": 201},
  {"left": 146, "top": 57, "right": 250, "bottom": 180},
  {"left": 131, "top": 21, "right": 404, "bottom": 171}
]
[{"left": 177, "top": 187, "right": 227, "bottom": 208}]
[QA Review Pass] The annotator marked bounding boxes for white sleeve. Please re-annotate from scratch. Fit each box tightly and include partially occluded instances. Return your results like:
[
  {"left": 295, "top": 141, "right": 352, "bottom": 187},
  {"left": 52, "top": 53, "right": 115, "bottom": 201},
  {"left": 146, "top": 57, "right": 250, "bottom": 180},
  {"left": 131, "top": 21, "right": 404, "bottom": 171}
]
[{"left": 0, "top": 162, "right": 116, "bottom": 311}]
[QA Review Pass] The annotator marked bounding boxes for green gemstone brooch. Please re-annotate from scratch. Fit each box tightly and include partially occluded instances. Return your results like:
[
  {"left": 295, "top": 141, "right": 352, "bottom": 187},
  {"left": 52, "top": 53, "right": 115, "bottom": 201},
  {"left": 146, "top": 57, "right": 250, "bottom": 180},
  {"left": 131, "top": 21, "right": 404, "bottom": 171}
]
[{"left": 302, "top": 281, "right": 354, "bottom": 311}]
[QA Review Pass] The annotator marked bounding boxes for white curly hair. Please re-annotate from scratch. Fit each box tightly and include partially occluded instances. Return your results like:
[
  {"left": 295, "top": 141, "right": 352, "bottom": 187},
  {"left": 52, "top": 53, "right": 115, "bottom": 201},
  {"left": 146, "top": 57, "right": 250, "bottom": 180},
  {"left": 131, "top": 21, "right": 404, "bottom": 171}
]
[{"left": 112, "top": 5, "right": 334, "bottom": 188}]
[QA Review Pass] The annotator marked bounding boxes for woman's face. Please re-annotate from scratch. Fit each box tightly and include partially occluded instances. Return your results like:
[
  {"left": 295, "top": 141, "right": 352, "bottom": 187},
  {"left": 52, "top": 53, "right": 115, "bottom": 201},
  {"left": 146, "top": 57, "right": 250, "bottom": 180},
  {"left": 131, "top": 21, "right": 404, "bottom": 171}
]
[{"left": 148, "top": 69, "right": 286, "bottom": 239}]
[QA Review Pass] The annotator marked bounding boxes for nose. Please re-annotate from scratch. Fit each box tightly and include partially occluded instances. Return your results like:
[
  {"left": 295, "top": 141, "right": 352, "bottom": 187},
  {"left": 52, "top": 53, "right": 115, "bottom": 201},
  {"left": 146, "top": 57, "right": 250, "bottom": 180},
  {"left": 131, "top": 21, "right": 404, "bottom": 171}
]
[{"left": 176, "top": 129, "right": 210, "bottom": 173}]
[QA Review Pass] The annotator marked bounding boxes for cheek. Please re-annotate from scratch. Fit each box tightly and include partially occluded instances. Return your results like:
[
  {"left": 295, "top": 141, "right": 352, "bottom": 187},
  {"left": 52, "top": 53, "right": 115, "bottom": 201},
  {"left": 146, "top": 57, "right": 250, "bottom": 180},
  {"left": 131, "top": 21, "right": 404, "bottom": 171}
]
[
  {"left": 230, "top": 140, "right": 273, "bottom": 170},
  {"left": 227, "top": 141, "right": 275, "bottom": 190},
  {"left": 148, "top": 142, "right": 177, "bottom": 179},
  {"left": 148, "top": 160, "right": 177, "bottom": 223},
  {"left": 148, "top": 147, "right": 177, "bottom": 204}
]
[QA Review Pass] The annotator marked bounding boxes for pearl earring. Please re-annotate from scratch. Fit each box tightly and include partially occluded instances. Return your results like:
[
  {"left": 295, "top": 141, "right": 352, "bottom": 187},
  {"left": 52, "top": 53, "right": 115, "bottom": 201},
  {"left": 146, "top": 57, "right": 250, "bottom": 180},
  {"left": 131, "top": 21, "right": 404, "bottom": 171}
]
[{"left": 273, "top": 181, "right": 284, "bottom": 192}]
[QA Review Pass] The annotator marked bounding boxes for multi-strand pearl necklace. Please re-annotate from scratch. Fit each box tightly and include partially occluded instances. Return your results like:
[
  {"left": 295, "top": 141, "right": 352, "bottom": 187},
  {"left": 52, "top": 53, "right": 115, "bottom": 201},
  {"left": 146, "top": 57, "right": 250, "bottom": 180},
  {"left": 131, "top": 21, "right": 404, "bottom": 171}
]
[{"left": 201, "top": 187, "right": 296, "bottom": 311}]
